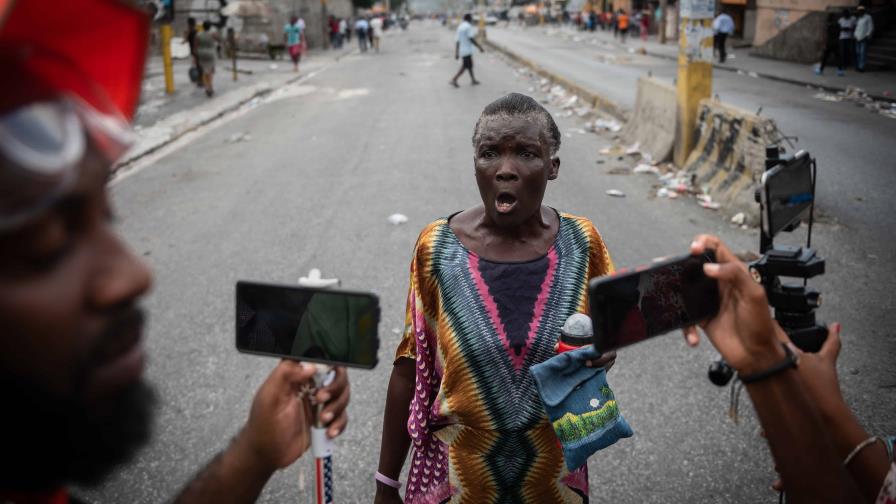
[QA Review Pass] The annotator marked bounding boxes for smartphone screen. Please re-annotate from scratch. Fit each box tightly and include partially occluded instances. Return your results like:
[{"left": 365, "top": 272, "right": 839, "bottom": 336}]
[
  {"left": 763, "top": 151, "right": 814, "bottom": 237},
  {"left": 589, "top": 252, "right": 719, "bottom": 353},
  {"left": 236, "top": 281, "right": 380, "bottom": 369}
]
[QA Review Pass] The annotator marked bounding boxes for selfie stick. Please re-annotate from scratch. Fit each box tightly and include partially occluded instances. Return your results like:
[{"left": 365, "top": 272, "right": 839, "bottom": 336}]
[{"left": 298, "top": 269, "right": 339, "bottom": 504}]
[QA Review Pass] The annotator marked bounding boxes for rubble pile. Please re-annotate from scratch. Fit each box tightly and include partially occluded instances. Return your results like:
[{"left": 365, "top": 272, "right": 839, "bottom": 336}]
[{"left": 813, "top": 86, "right": 896, "bottom": 119}]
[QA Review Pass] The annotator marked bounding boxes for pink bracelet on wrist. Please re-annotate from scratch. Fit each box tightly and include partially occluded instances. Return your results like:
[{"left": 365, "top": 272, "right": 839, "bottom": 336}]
[{"left": 375, "top": 471, "right": 402, "bottom": 489}]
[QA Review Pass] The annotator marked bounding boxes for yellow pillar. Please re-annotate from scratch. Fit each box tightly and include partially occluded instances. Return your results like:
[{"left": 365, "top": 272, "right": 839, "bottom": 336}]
[
  {"left": 673, "top": 3, "right": 714, "bottom": 167},
  {"left": 160, "top": 24, "right": 175, "bottom": 95},
  {"left": 478, "top": 0, "right": 487, "bottom": 41}
]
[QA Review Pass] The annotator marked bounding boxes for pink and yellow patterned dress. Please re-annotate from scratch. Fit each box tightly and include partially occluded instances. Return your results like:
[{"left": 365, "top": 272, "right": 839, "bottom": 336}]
[{"left": 395, "top": 212, "right": 614, "bottom": 503}]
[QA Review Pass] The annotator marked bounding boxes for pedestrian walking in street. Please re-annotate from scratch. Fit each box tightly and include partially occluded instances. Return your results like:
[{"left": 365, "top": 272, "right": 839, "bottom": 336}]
[
  {"left": 196, "top": 20, "right": 218, "bottom": 97},
  {"left": 855, "top": 6, "right": 874, "bottom": 72},
  {"left": 815, "top": 12, "right": 840, "bottom": 75},
  {"left": 184, "top": 17, "right": 203, "bottom": 88},
  {"left": 329, "top": 15, "right": 340, "bottom": 49},
  {"left": 450, "top": 13, "right": 484, "bottom": 87},
  {"left": 639, "top": 9, "right": 650, "bottom": 42},
  {"left": 370, "top": 15, "right": 384, "bottom": 53},
  {"left": 712, "top": 11, "right": 734, "bottom": 63},
  {"left": 284, "top": 15, "right": 305, "bottom": 73},
  {"left": 338, "top": 17, "right": 348, "bottom": 48},
  {"left": 618, "top": 10, "right": 630, "bottom": 43},
  {"left": 837, "top": 8, "right": 857, "bottom": 75},
  {"left": 375, "top": 92, "right": 617, "bottom": 504},
  {"left": 355, "top": 17, "right": 369, "bottom": 52}
]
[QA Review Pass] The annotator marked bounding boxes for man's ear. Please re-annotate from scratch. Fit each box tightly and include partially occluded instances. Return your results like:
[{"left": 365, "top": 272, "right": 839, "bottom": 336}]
[{"left": 548, "top": 157, "right": 560, "bottom": 180}]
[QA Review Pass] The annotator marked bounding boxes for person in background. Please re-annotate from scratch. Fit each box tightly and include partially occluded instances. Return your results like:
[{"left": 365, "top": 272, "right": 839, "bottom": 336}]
[
  {"left": 184, "top": 17, "right": 203, "bottom": 88},
  {"left": 684, "top": 235, "right": 894, "bottom": 503},
  {"left": 837, "top": 8, "right": 857, "bottom": 75},
  {"left": 639, "top": 8, "right": 650, "bottom": 42},
  {"left": 0, "top": 2, "right": 350, "bottom": 503},
  {"left": 284, "top": 15, "right": 305, "bottom": 73},
  {"left": 617, "top": 10, "right": 630, "bottom": 43},
  {"left": 815, "top": 12, "right": 840, "bottom": 75},
  {"left": 355, "top": 16, "right": 369, "bottom": 52},
  {"left": 328, "top": 15, "right": 340, "bottom": 49},
  {"left": 712, "top": 11, "right": 735, "bottom": 63},
  {"left": 854, "top": 6, "right": 874, "bottom": 73},
  {"left": 370, "top": 14, "right": 384, "bottom": 53},
  {"left": 196, "top": 20, "right": 219, "bottom": 96},
  {"left": 450, "top": 13, "right": 484, "bottom": 87},
  {"left": 343, "top": 16, "right": 352, "bottom": 44}
]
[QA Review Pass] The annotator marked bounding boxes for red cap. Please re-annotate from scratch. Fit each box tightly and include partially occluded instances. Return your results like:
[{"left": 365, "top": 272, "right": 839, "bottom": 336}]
[{"left": 0, "top": 0, "right": 150, "bottom": 120}]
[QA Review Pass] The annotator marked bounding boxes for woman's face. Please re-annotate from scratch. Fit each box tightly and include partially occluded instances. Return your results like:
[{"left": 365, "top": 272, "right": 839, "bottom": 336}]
[{"left": 473, "top": 115, "right": 559, "bottom": 228}]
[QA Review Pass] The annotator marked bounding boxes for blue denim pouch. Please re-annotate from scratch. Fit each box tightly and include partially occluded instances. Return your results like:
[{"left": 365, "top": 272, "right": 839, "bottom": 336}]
[{"left": 530, "top": 346, "right": 633, "bottom": 471}]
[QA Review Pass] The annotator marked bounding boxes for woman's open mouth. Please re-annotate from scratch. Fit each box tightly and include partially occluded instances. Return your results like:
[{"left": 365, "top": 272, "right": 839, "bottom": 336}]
[{"left": 495, "top": 192, "right": 517, "bottom": 214}]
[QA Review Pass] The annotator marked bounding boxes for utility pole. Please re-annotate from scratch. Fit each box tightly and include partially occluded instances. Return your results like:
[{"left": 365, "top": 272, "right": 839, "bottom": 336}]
[
  {"left": 673, "top": 0, "right": 714, "bottom": 166},
  {"left": 659, "top": 0, "right": 667, "bottom": 43},
  {"left": 478, "top": 0, "right": 487, "bottom": 41}
]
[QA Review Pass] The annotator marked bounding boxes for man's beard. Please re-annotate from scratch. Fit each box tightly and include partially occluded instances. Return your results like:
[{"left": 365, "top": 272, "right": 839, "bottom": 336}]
[{"left": 0, "top": 308, "right": 157, "bottom": 490}]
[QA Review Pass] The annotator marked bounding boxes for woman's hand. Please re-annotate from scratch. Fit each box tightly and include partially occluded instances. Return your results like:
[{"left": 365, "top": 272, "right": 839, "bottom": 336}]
[
  {"left": 373, "top": 485, "right": 403, "bottom": 504},
  {"left": 683, "top": 235, "right": 787, "bottom": 374}
]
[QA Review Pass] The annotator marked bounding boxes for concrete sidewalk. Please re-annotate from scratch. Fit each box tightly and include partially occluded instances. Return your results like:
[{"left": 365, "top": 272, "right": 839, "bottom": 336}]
[
  {"left": 507, "top": 25, "right": 896, "bottom": 100},
  {"left": 122, "top": 46, "right": 353, "bottom": 168}
]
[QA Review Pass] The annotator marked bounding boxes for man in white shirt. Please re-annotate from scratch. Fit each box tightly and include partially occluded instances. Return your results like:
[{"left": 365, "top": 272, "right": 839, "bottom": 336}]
[
  {"left": 854, "top": 6, "right": 874, "bottom": 72},
  {"left": 450, "top": 13, "right": 484, "bottom": 87},
  {"left": 370, "top": 15, "right": 384, "bottom": 53},
  {"left": 712, "top": 12, "right": 735, "bottom": 63},
  {"left": 355, "top": 17, "right": 369, "bottom": 52}
]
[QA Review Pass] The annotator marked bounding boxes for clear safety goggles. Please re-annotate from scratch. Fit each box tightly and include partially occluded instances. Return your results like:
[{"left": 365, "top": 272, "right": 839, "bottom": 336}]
[{"left": 0, "top": 94, "right": 135, "bottom": 233}]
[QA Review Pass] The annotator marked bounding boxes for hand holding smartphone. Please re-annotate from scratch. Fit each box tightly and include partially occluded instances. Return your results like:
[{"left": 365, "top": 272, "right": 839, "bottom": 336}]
[{"left": 590, "top": 251, "right": 720, "bottom": 353}]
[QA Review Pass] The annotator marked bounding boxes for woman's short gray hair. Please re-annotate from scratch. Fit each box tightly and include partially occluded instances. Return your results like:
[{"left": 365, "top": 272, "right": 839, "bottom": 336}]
[{"left": 472, "top": 93, "right": 561, "bottom": 156}]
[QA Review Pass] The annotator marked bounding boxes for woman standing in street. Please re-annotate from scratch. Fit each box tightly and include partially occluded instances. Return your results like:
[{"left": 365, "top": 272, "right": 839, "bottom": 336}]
[
  {"left": 195, "top": 20, "right": 218, "bottom": 97},
  {"left": 374, "top": 94, "right": 617, "bottom": 503}
]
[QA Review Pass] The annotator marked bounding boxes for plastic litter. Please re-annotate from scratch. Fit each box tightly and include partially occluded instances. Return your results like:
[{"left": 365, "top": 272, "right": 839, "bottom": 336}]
[
  {"left": 731, "top": 212, "right": 746, "bottom": 225},
  {"left": 225, "top": 132, "right": 252, "bottom": 143},
  {"left": 594, "top": 118, "right": 622, "bottom": 132},
  {"left": 748, "top": 71, "right": 759, "bottom": 78},
  {"left": 269, "top": 64, "right": 279, "bottom": 70},
  {"left": 633, "top": 164, "right": 660, "bottom": 175},
  {"left": 387, "top": 213, "right": 409, "bottom": 225},
  {"left": 298, "top": 269, "right": 339, "bottom": 288},
  {"left": 606, "top": 189, "right": 626, "bottom": 197},
  {"left": 624, "top": 142, "right": 641, "bottom": 155}
]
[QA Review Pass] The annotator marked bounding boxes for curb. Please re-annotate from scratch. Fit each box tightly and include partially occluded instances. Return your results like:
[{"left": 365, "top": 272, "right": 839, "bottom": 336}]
[
  {"left": 644, "top": 49, "right": 896, "bottom": 104},
  {"left": 114, "top": 49, "right": 355, "bottom": 172},
  {"left": 484, "top": 38, "right": 630, "bottom": 121}
]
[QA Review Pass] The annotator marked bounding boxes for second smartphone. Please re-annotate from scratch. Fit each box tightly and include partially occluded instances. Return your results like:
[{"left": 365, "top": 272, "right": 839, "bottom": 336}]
[{"left": 589, "top": 252, "right": 720, "bottom": 353}]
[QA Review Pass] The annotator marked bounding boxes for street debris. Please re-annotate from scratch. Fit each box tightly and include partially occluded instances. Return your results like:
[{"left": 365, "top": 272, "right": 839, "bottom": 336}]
[
  {"left": 624, "top": 142, "right": 641, "bottom": 155},
  {"left": 747, "top": 71, "right": 759, "bottom": 78},
  {"left": 298, "top": 268, "right": 339, "bottom": 288},
  {"left": 697, "top": 194, "right": 721, "bottom": 210},
  {"left": 606, "top": 167, "right": 630, "bottom": 175},
  {"left": 387, "top": 213, "right": 409, "bottom": 225},
  {"left": 269, "top": 64, "right": 279, "bottom": 70},
  {"left": 593, "top": 118, "right": 622, "bottom": 132},
  {"left": 606, "top": 189, "right": 626, "bottom": 197},
  {"left": 812, "top": 86, "right": 896, "bottom": 119},
  {"left": 731, "top": 212, "right": 746, "bottom": 225},
  {"left": 633, "top": 164, "right": 661, "bottom": 175},
  {"left": 225, "top": 131, "right": 252, "bottom": 143}
]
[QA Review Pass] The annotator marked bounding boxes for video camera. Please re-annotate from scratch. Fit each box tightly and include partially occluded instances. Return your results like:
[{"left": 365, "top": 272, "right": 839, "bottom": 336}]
[{"left": 709, "top": 147, "right": 826, "bottom": 386}]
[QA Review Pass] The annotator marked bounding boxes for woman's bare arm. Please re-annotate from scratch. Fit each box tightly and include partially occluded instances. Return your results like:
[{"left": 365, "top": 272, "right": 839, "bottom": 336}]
[{"left": 374, "top": 358, "right": 416, "bottom": 502}]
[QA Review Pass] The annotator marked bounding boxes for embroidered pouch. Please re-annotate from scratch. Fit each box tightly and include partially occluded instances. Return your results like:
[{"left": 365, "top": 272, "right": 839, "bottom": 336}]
[{"left": 530, "top": 345, "right": 633, "bottom": 471}]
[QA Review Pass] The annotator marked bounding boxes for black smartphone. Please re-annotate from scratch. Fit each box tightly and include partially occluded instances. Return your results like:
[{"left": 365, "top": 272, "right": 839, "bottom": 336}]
[
  {"left": 589, "top": 251, "right": 720, "bottom": 353},
  {"left": 236, "top": 281, "right": 380, "bottom": 369},
  {"left": 761, "top": 150, "right": 814, "bottom": 238}
]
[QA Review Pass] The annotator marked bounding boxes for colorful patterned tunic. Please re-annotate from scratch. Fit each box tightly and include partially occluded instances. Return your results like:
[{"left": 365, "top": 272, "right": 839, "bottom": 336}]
[{"left": 395, "top": 212, "right": 614, "bottom": 503}]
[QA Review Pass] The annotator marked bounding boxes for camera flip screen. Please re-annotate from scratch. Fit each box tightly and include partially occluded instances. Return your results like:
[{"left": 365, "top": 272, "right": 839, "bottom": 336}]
[{"left": 765, "top": 154, "right": 814, "bottom": 237}]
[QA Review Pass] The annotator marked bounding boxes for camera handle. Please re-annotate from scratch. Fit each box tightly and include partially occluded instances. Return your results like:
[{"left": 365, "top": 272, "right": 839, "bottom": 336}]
[{"left": 297, "top": 269, "right": 339, "bottom": 504}]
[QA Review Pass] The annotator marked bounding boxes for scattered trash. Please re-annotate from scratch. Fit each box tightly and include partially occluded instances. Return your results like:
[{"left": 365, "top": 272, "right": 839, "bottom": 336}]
[
  {"left": 594, "top": 118, "right": 622, "bottom": 132},
  {"left": 736, "top": 69, "right": 746, "bottom": 76},
  {"left": 391, "top": 328, "right": 402, "bottom": 335},
  {"left": 607, "top": 167, "right": 630, "bottom": 175},
  {"left": 624, "top": 142, "right": 641, "bottom": 155},
  {"left": 633, "top": 164, "right": 661, "bottom": 175},
  {"left": 606, "top": 189, "right": 626, "bottom": 197},
  {"left": 599, "top": 145, "right": 625, "bottom": 156},
  {"left": 298, "top": 268, "right": 339, "bottom": 288},
  {"left": 247, "top": 97, "right": 261, "bottom": 109},
  {"left": 747, "top": 71, "right": 759, "bottom": 78},
  {"left": 813, "top": 92, "right": 843, "bottom": 102},
  {"left": 387, "top": 213, "right": 409, "bottom": 225},
  {"left": 269, "top": 63, "right": 279, "bottom": 70},
  {"left": 225, "top": 132, "right": 252, "bottom": 143},
  {"left": 731, "top": 212, "right": 746, "bottom": 225},
  {"left": 697, "top": 194, "right": 721, "bottom": 210}
]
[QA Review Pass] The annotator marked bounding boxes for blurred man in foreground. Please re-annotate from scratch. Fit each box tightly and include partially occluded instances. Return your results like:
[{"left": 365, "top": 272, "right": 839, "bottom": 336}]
[{"left": 0, "top": 2, "right": 348, "bottom": 503}]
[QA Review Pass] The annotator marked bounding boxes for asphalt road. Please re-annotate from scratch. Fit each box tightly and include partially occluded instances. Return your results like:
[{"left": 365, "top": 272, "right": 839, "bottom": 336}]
[{"left": 83, "top": 21, "right": 895, "bottom": 503}]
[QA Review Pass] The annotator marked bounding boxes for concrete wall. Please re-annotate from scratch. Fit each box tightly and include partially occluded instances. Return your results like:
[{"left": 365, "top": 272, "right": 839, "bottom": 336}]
[{"left": 751, "top": 0, "right": 855, "bottom": 46}]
